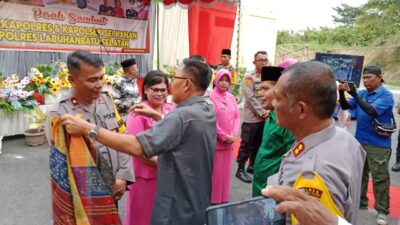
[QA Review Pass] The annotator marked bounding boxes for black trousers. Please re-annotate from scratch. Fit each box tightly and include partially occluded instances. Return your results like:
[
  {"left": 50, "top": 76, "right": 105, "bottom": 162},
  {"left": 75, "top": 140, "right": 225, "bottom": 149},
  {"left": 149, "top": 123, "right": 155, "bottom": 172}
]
[{"left": 236, "top": 121, "right": 265, "bottom": 167}]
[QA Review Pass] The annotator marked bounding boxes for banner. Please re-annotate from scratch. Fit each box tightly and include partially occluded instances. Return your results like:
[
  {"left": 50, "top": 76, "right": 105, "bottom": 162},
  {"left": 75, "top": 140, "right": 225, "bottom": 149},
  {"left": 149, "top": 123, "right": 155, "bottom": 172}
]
[{"left": 0, "top": 0, "right": 151, "bottom": 53}]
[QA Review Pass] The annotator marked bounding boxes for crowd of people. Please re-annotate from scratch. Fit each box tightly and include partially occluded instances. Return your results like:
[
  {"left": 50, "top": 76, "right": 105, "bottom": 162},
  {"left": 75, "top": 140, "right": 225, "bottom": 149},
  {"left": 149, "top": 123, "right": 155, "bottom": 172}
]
[{"left": 45, "top": 49, "right": 400, "bottom": 225}]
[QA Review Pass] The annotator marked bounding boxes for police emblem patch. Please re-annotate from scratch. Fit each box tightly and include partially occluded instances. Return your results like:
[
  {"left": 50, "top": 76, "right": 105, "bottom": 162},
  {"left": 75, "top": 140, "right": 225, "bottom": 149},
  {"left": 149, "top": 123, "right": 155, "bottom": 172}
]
[{"left": 245, "top": 77, "right": 252, "bottom": 87}]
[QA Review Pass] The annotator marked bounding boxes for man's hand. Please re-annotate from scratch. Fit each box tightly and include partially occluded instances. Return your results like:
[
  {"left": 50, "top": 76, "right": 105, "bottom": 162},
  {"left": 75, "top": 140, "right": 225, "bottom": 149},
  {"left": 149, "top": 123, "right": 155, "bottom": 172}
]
[
  {"left": 61, "top": 114, "right": 95, "bottom": 136},
  {"left": 112, "top": 179, "right": 127, "bottom": 201},
  {"left": 261, "top": 111, "right": 270, "bottom": 120},
  {"left": 338, "top": 82, "right": 357, "bottom": 97},
  {"left": 129, "top": 103, "right": 162, "bottom": 121},
  {"left": 338, "top": 82, "right": 350, "bottom": 92},
  {"left": 261, "top": 186, "right": 339, "bottom": 225}
]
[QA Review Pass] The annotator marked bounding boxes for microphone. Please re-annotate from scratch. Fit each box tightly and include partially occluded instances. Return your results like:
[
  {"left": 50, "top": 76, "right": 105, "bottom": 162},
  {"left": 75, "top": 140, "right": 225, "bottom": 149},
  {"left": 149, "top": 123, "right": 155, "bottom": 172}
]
[{"left": 95, "top": 28, "right": 112, "bottom": 63}]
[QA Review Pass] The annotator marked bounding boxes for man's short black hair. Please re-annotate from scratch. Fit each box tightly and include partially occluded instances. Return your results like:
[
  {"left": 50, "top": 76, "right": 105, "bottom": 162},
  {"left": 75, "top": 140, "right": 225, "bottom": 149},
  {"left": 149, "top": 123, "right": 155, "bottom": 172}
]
[
  {"left": 67, "top": 50, "right": 104, "bottom": 75},
  {"left": 182, "top": 58, "right": 212, "bottom": 90},
  {"left": 188, "top": 55, "right": 206, "bottom": 63},
  {"left": 254, "top": 51, "right": 268, "bottom": 59}
]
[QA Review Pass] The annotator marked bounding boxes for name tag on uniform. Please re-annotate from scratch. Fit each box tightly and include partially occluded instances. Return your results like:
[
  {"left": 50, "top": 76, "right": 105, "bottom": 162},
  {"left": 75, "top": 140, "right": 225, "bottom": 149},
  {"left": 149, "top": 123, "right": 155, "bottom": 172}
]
[{"left": 103, "top": 112, "right": 116, "bottom": 120}]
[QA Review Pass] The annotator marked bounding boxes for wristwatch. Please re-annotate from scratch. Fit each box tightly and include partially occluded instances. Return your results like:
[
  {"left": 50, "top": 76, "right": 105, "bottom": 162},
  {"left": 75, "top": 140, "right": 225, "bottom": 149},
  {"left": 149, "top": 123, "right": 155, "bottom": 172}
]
[{"left": 88, "top": 126, "right": 100, "bottom": 140}]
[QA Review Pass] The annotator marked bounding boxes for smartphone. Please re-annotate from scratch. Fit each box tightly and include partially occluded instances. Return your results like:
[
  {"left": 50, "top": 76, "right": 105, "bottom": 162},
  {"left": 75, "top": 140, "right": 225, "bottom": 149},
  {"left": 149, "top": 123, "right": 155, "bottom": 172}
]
[
  {"left": 206, "top": 197, "right": 285, "bottom": 225},
  {"left": 346, "top": 81, "right": 356, "bottom": 90}
]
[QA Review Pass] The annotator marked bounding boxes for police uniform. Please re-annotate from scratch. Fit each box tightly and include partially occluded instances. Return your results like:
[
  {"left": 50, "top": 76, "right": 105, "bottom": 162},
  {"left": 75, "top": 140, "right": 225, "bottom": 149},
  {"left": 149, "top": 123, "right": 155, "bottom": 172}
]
[
  {"left": 45, "top": 92, "right": 135, "bottom": 185},
  {"left": 268, "top": 122, "right": 366, "bottom": 225},
  {"left": 236, "top": 71, "right": 266, "bottom": 171}
]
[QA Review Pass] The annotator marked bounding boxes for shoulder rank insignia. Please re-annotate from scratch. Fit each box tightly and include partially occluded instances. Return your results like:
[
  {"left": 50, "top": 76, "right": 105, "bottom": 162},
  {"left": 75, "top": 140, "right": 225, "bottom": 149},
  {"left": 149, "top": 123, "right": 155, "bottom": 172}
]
[
  {"left": 293, "top": 142, "right": 305, "bottom": 158},
  {"left": 70, "top": 97, "right": 80, "bottom": 106},
  {"left": 245, "top": 77, "right": 252, "bottom": 87}
]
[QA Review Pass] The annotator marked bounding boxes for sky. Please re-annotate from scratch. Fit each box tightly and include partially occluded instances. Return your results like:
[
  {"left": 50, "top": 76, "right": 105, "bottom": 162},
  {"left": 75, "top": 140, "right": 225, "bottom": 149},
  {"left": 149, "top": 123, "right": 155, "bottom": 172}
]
[{"left": 252, "top": 0, "right": 369, "bottom": 31}]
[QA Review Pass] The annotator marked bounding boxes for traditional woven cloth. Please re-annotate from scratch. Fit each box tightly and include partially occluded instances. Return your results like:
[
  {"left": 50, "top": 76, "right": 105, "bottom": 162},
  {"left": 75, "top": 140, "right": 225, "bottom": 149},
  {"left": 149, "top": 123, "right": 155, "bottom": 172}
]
[{"left": 49, "top": 118, "right": 121, "bottom": 225}]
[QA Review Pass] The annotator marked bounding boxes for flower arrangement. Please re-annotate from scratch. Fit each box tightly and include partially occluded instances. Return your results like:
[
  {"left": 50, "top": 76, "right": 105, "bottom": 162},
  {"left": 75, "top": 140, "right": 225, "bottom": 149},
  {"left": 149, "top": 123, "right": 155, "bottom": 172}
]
[
  {"left": 104, "top": 62, "right": 124, "bottom": 86},
  {"left": 0, "top": 74, "right": 38, "bottom": 114},
  {"left": 163, "top": 65, "right": 177, "bottom": 79},
  {"left": 25, "top": 63, "right": 71, "bottom": 96}
]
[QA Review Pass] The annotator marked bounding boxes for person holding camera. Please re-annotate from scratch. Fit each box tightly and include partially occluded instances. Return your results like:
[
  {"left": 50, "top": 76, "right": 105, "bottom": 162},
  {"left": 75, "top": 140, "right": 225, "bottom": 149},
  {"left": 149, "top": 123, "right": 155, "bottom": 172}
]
[{"left": 339, "top": 65, "right": 394, "bottom": 225}]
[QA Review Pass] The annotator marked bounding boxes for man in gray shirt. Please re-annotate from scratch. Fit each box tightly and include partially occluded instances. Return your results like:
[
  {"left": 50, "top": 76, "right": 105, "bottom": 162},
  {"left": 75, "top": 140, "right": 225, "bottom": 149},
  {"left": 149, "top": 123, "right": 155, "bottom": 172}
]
[{"left": 60, "top": 59, "right": 216, "bottom": 225}]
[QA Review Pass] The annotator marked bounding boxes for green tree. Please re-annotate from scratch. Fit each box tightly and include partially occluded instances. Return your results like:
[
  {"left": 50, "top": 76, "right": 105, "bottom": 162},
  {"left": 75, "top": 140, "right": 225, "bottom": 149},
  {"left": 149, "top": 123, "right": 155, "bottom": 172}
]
[
  {"left": 332, "top": 3, "right": 362, "bottom": 28},
  {"left": 357, "top": 0, "right": 400, "bottom": 45}
]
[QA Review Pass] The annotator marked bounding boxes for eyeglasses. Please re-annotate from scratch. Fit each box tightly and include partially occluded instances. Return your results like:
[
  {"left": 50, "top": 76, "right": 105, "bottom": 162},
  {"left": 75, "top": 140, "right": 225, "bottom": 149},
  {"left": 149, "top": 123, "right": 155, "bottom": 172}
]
[
  {"left": 149, "top": 87, "right": 168, "bottom": 94},
  {"left": 255, "top": 59, "right": 269, "bottom": 63}
]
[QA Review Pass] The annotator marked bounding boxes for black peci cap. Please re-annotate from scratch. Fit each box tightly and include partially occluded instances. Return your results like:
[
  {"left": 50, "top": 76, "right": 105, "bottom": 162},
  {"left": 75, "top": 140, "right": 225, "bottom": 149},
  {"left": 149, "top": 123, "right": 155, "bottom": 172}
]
[
  {"left": 261, "top": 66, "right": 284, "bottom": 82},
  {"left": 221, "top": 49, "right": 231, "bottom": 56},
  {"left": 121, "top": 58, "right": 136, "bottom": 68}
]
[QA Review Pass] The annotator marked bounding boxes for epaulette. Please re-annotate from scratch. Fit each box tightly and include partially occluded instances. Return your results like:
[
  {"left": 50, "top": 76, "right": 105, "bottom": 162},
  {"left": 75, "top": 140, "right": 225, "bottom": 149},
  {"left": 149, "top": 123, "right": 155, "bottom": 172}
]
[{"left": 49, "top": 101, "right": 62, "bottom": 112}]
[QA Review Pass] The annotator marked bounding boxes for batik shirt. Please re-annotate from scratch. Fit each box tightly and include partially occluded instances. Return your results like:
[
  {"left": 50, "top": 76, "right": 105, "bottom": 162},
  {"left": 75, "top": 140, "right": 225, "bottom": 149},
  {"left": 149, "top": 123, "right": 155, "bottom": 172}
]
[{"left": 111, "top": 75, "right": 140, "bottom": 117}]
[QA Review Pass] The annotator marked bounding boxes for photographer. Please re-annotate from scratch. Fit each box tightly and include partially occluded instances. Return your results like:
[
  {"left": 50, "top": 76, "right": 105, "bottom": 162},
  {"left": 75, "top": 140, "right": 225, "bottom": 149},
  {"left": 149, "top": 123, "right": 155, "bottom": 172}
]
[{"left": 338, "top": 65, "right": 394, "bottom": 225}]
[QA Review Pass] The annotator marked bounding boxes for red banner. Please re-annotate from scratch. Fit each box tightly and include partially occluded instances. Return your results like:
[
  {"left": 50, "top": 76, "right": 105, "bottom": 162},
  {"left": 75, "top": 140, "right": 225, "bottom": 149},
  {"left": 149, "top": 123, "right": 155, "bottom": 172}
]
[{"left": 188, "top": 2, "right": 236, "bottom": 65}]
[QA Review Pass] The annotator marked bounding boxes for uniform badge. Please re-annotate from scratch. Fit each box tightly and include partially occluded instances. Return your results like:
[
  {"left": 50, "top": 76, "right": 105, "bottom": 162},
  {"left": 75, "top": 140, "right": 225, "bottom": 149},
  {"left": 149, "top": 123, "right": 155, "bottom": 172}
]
[
  {"left": 245, "top": 77, "right": 252, "bottom": 87},
  {"left": 293, "top": 142, "right": 305, "bottom": 158},
  {"left": 300, "top": 187, "right": 323, "bottom": 199}
]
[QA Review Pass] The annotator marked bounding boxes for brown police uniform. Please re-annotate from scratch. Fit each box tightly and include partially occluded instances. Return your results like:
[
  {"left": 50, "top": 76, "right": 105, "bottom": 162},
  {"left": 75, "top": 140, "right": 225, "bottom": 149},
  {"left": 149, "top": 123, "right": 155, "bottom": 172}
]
[
  {"left": 45, "top": 92, "right": 135, "bottom": 184},
  {"left": 236, "top": 71, "right": 266, "bottom": 169}
]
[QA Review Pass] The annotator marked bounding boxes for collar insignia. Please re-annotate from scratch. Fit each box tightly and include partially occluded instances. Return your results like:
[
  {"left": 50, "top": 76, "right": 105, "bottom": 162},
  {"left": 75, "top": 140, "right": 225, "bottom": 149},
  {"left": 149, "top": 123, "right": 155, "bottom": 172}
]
[
  {"left": 70, "top": 97, "right": 79, "bottom": 106},
  {"left": 293, "top": 142, "right": 305, "bottom": 158}
]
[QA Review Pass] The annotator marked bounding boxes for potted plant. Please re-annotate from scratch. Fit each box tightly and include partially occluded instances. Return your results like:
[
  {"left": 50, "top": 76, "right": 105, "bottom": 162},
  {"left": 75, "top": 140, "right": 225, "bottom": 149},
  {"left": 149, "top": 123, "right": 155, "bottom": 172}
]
[{"left": 24, "top": 106, "right": 48, "bottom": 147}]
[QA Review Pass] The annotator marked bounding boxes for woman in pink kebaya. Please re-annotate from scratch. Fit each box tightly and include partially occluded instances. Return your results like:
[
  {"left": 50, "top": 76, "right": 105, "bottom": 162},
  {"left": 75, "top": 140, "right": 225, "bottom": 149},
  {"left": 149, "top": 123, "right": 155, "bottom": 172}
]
[
  {"left": 124, "top": 70, "right": 174, "bottom": 225},
  {"left": 210, "top": 69, "right": 240, "bottom": 204}
]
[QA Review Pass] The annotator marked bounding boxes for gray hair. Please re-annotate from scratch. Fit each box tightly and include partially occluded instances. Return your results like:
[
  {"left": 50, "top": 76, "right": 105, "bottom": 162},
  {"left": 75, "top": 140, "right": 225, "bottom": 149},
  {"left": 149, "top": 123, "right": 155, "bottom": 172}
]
[{"left": 282, "top": 61, "right": 337, "bottom": 119}]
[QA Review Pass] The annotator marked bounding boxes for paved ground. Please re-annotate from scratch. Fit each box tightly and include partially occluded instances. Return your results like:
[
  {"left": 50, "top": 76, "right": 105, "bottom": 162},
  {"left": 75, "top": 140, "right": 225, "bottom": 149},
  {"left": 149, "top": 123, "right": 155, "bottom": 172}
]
[{"left": 1, "top": 111, "right": 400, "bottom": 225}]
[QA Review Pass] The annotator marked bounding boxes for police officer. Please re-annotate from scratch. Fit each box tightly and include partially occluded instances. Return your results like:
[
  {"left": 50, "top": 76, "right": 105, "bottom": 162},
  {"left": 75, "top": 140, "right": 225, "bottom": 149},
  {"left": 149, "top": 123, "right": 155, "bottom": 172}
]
[
  {"left": 112, "top": 58, "right": 140, "bottom": 123},
  {"left": 235, "top": 51, "right": 269, "bottom": 183},
  {"left": 268, "top": 61, "right": 365, "bottom": 225},
  {"left": 45, "top": 50, "right": 134, "bottom": 202}
]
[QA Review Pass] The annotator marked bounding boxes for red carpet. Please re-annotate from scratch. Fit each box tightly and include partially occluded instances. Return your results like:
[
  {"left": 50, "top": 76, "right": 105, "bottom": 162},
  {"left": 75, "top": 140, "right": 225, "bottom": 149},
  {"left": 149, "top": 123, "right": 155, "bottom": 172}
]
[
  {"left": 367, "top": 180, "right": 400, "bottom": 219},
  {"left": 232, "top": 139, "right": 400, "bottom": 219}
]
